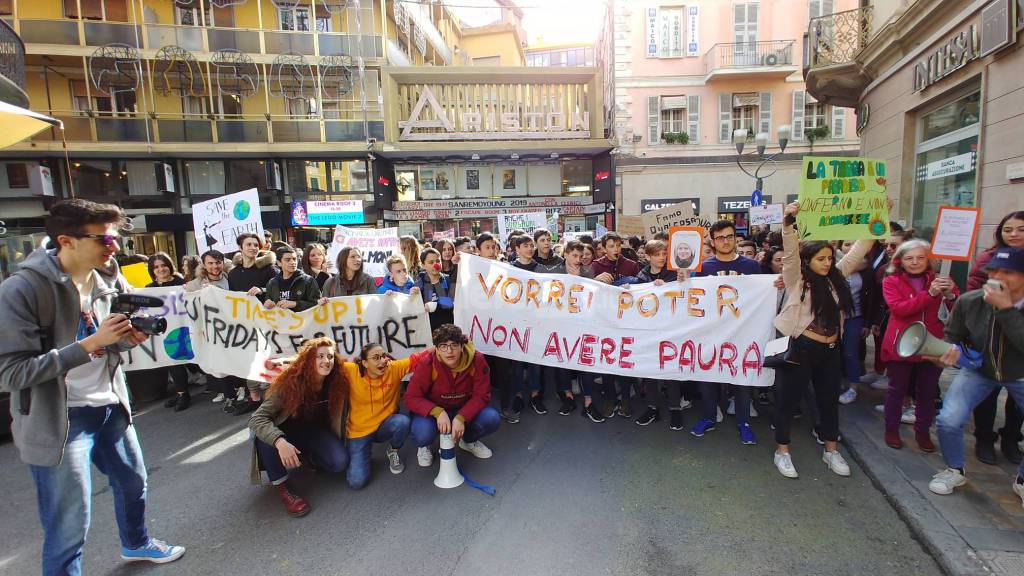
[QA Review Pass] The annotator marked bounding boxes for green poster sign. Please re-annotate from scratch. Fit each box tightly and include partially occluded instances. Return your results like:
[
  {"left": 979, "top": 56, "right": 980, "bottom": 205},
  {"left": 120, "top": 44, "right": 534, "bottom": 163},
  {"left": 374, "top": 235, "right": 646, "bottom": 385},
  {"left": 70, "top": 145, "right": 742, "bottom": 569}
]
[{"left": 796, "top": 156, "right": 890, "bottom": 241}]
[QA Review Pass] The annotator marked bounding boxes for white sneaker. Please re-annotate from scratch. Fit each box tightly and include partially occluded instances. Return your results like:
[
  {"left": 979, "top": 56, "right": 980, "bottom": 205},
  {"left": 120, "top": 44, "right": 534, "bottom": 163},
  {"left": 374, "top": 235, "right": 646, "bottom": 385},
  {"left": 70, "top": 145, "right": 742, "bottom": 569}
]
[
  {"left": 679, "top": 399, "right": 692, "bottom": 410},
  {"left": 1012, "top": 479, "right": 1024, "bottom": 509},
  {"left": 874, "top": 404, "right": 885, "bottom": 413},
  {"left": 211, "top": 393, "right": 225, "bottom": 403},
  {"left": 235, "top": 388, "right": 246, "bottom": 402},
  {"left": 822, "top": 450, "right": 851, "bottom": 476},
  {"left": 870, "top": 375, "right": 890, "bottom": 391},
  {"left": 860, "top": 372, "right": 880, "bottom": 385},
  {"left": 416, "top": 446, "right": 433, "bottom": 467},
  {"left": 458, "top": 439, "right": 493, "bottom": 459},
  {"left": 839, "top": 388, "right": 858, "bottom": 405},
  {"left": 750, "top": 402, "right": 758, "bottom": 418},
  {"left": 928, "top": 468, "right": 966, "bottom": 495},
  {"left": 386, "top": 447, "right": 405, "bottom": 474},
  {"left": 726, "top": 398, "right": 736, "bottom": 415},
  {"left": 902, "top": 405, "right": 917, "bottom": 425},
  {"left": 716, "top": 406, "right": 724, "bottom": 423},
  {"left": 774, "top": 451, "right": 799, "bottom": 478}
]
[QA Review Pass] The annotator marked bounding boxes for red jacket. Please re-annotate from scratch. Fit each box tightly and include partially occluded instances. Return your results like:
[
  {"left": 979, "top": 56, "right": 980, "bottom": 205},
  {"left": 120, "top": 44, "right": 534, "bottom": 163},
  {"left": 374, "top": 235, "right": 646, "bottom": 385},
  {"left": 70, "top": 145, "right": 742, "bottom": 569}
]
[
  {"left": 881, "top": 270, "right": 960, "bottom": 362},
  {"left": 967, "top": 249, "right": 994, "bottom": 292},
  {"left": 404, "top": 347, "right": 491, "bottom": 423}
]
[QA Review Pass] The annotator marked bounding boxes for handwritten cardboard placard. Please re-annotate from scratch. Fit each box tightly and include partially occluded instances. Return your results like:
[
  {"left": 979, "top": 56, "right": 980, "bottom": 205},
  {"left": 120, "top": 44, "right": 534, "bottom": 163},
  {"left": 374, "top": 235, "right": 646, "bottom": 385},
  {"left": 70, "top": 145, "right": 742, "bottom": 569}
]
[
  {"left": 497, "top": 211, "right": 547, "bottom": 243},
  {"left": 615, "top": 216, "right": 646, "bottom": 238},
  {"left": 929, "top": 206, "right": 981, "bottom": 261},
  {"left": 192, "top": 188, "right": 263, "bottom": 254},
  {"left": 749, "top": 203, "right": 784, "bottom": 227},
  {"left": 641, "top": 201, "right": 714, "bottom": 238},
  {"left": 797, "top": 157, "right": 889, "bottom": 240},
  {"left": 326, "top": 225, "right": 399, "bottom": 279}
]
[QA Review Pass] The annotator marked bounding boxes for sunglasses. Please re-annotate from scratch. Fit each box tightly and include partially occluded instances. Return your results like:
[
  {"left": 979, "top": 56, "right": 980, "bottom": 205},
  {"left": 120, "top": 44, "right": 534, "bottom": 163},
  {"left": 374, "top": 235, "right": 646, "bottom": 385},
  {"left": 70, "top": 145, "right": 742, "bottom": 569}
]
[{"left": 74, "top": 233, "right": 120, "bottom": 247}]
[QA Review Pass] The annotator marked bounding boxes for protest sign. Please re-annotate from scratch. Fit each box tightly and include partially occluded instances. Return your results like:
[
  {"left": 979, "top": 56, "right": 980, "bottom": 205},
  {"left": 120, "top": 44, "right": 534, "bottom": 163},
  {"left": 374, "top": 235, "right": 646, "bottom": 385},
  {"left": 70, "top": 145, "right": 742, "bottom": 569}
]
[
  {"left": 192, "top": 188, "right": 263, "bottom": 254},
  {"left": 667, "top": 226, "right": 704, "bottom": 272},
  {"left": 124, "top": 287, "right": 432, "bottom": 380},
  {"left": 497, "top": 212, "right": 547, "bottom": 243},
  {"left": 453, "top": 255, "right": 776, "bottom": 386},
  {"left": 616, "top": 216, "right": 646, "bottom": 238},
  {"left": 749, "top": 203, "right": 784, "bottom": 227},
  {"left": 564, "top": 231, "right": 594, "bottom": 243},
  {"left": 326, "top": 225, "right": 399, "bottom": 278},
  {"left": 641, "top": 201, "right": 714, "bottom": 237},
  {"left": 797, "top": 157, "right": 889, "bottom": 240},
  {"left": 121, "top": 262, "right": 153, "bottom": 288},
  {"left": 433, "top": 228, "right": 456, "bottom": 240},
  {"left": 929, "top": 206, "right": 980, "bottom": 261}
]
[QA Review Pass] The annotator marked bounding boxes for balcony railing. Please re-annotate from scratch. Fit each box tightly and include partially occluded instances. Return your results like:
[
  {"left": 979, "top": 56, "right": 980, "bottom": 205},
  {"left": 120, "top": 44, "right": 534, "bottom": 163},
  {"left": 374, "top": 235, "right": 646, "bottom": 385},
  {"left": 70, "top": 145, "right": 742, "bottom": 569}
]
[
  {"left": 705, "top": 40, "right": 795, "bottom": 75},
  {"left": 808, "top": 6, "right": 873, "bottom": 69},
  {"left": 0, "top": 18, "right": 27, "bottom": 107}
]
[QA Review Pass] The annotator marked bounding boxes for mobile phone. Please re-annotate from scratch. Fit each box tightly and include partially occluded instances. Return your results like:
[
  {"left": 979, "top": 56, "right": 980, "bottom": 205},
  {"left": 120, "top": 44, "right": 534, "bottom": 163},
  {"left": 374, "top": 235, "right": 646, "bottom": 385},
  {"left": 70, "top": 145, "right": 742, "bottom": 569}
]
[{"left": 986, "top": 279, "right": 1004, "bottom": 292}]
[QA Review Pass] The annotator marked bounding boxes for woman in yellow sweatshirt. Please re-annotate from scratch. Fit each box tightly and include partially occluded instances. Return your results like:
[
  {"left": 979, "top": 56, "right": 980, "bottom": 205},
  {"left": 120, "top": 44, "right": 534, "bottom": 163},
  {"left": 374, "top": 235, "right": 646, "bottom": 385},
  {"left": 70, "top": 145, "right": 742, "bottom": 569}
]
[{"left": 342, "top": 343, "right": 431, "bottom": 489}]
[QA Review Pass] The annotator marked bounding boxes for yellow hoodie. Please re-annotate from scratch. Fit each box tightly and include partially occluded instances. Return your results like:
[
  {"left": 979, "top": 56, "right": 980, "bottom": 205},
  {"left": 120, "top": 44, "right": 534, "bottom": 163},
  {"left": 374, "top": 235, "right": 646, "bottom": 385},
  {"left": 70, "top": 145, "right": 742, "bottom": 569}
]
[{"left": 343, "top": 350, "right": 429, "bottom": 439}]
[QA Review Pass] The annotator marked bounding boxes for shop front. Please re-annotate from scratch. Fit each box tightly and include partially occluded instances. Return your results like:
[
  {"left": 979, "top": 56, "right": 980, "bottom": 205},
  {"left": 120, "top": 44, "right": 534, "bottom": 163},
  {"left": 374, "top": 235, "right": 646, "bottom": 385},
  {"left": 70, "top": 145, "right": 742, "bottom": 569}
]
[{"left": 716, "top": 195, "right": 773, "bottom": 236}]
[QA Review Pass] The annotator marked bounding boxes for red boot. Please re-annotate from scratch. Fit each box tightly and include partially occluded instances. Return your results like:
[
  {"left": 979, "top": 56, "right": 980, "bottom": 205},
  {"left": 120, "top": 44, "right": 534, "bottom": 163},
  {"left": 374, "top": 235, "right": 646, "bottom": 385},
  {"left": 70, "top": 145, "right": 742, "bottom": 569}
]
[
  {"left": 885, "top": 429, "right": 902, "bottom": 449},
  {"left": 274, "top": 483, "right": 310, "bottom": 517},
  {"left": 916, "top": 432, "right": 936, "bottom": 453}
]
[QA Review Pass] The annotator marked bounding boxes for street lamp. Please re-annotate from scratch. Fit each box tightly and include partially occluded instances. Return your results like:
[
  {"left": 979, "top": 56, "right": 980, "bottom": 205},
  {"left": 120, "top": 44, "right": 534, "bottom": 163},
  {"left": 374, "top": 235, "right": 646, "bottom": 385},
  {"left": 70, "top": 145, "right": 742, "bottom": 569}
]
[{"left": 733, "top": 124, "right": 791, "bottom": 204}]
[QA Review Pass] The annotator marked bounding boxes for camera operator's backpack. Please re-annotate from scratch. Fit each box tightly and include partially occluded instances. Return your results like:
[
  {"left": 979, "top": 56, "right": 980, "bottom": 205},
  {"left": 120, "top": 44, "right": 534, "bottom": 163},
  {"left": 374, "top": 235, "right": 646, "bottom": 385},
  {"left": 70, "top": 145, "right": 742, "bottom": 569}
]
[{"left": 16, "top": 268, "right": 55, "bottom": 415}]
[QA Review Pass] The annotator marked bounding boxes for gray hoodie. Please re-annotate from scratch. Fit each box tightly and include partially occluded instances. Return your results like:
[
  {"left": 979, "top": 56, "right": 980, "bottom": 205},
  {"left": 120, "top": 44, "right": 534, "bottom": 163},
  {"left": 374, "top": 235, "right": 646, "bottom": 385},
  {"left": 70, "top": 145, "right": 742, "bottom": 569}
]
[{"left": 0, "top": 249, "right": 137, "bottom": 466}]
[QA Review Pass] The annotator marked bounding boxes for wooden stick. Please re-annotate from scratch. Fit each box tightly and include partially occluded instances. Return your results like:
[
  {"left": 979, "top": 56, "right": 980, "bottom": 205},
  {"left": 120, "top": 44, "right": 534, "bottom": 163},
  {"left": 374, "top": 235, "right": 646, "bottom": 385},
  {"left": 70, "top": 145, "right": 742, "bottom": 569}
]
[{"left": 939, "top": 259, "right": 952, "bottom": 277}]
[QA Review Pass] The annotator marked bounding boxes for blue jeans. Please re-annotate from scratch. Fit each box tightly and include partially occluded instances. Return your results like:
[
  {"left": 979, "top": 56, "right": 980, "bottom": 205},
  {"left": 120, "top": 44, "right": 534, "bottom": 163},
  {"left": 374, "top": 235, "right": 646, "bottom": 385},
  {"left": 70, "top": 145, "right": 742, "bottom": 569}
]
[
  {"left": 346, "top": 413, "right": 411, "bottom": 490},
  {"left": 701, "top": 382, "right": 751, "bottom": 425},
  {"left": 29, "top": 405, "right": 149, "bottom": 576},
  {"left": 937, "top": 368, "right": 1024, "bottom": 478},
  {"left": 254, "top": 425, "right": 348, "bottom": 484},
  {"left": 410, "top": 406, "right": 501, "bottom": 447},
  {"left": 509, "top": 361, "right": 540, "bottom": 396},
  {"left": 841, "top": 316, "right": 865, "bottom": 384}
]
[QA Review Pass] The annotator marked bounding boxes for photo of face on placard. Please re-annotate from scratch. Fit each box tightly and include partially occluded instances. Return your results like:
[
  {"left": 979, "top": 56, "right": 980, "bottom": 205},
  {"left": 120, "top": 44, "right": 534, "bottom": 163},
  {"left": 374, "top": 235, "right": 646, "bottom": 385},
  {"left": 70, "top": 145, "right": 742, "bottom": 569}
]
[{"left": 668, "top": 226, "right": 705, "bottom": 272}]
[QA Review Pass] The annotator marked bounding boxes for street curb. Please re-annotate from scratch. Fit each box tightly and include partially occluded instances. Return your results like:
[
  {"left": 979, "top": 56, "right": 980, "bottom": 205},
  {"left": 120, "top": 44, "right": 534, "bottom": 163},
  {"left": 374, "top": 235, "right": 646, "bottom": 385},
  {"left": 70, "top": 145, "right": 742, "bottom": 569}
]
[{"left": 841, "top": 404, "right": 992, "bottom": 576}]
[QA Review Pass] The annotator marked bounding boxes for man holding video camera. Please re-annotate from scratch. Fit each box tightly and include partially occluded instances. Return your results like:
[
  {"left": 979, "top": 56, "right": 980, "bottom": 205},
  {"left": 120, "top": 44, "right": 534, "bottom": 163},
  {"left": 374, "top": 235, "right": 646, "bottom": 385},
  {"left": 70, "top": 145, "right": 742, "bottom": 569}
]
[{"left": 0, "top": 199, "right": 185, "bottom": 575}]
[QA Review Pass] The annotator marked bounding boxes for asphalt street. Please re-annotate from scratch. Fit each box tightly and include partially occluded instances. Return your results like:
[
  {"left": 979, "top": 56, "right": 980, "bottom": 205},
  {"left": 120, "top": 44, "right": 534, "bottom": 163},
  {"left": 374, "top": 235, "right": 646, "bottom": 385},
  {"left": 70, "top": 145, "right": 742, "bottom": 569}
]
[{"left": 0, "top": 390, "right": 943, "bottom": 576}]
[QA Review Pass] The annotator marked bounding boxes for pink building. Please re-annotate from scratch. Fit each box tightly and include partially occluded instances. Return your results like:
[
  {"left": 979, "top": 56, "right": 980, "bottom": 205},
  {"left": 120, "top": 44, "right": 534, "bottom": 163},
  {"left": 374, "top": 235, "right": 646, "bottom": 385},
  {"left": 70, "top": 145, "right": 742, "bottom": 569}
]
[{"left": 599, "top": 0, "right": 864, "bottom": 233}]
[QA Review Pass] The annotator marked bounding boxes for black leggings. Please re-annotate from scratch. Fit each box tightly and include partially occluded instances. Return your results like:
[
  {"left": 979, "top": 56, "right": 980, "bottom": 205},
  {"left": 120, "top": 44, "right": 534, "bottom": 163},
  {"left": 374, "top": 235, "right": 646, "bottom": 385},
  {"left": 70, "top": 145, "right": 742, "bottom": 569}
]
[
  {"left": 973, "top": 389, "right": 1024, "bottom": 443},
  {"left": 774, "top": 336, "right": 841, "bottom": 445}
]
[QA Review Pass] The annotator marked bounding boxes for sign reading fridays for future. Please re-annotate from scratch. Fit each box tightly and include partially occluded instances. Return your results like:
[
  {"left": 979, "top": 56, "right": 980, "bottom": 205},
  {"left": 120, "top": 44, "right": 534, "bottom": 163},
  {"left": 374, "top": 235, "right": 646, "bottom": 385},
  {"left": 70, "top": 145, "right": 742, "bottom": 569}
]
[
  {"left": 192, "top": 188, "right": 264, "bottom": 254},
  {"left": 797, "top": 156, "right": 890, "bottom": 241}
]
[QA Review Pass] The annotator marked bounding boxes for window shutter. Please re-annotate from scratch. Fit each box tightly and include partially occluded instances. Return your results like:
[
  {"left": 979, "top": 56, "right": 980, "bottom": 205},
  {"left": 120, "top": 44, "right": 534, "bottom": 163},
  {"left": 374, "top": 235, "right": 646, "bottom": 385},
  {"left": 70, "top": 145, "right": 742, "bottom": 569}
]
[
  {"left": 719, "top": 92, "right": 732, "bottom": 143},
  {"left": 687, "top": 94, "right": 700, "bottom": 144},
  {"left": 809, "top": 0, "right": 821, "bottom": 18},
  {"left": 647, "top": 95, "right": 661, "bottom": 145},
  {"left": 792, "top": 90, "right": 805, "bottom": 140},
  {"left": 823, "top": 0, "right": 834, "bottom": 16},
  {"left": 831, "top": 106, "right": 846, "bottom": 139},
  {"left": 759, "top": 91, "right": 772, "bottom": 137}
]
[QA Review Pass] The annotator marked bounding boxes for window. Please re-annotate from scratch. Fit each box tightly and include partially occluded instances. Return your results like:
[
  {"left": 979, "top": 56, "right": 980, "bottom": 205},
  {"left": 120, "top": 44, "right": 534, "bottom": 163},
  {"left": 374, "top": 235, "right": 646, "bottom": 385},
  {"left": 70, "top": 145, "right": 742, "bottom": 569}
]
[
  {"left": 733, "top": 3, "right": 758, "bottom": 55},
  {"left": 71, "top": 80, "right": 111, "bottom": 115},
  {"left": 731, "top": 93, "right": 759, "bottom": 134},
  {"left": 184, "top": 160, "right": 226, "bottom": 196},
  {"left": 216, "top": 94, "right": 242, "bottom": 117},
  {"left": 6, "top": 164, "right": 29, "bottom": 189},
  {"left": 562, "top": 159, "right": 593, "bottom": 195},
  {"left": 804, "top": 101, "right": 828, "bottom": 129},
  {"left": 279, "top": 8, "right": 311, "bottom": 31},
  {"left": 808, "top": 0, "right": 834, "bottom": 19},
  {"left": 65, "top": 0, "right": 127, "bottom": 21},
  {"left": 660, "top": 109, "right": 685, "bottom": 134},
  {"left": 0, "top": 0, "right": 12, "bottom": 16},
  {"left": 176, "top": 5, "right": 210, "bottom": 26},
  {"left": 182, "top": 95, "right": 207, "bottom": 116}
]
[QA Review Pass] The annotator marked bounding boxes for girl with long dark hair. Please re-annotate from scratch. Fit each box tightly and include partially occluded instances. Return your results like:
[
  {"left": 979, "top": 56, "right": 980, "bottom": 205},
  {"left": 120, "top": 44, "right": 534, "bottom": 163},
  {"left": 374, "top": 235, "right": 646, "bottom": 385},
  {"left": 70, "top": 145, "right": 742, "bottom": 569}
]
[{"left": 321, "top": 246, "right": 376, "bottom": 298}]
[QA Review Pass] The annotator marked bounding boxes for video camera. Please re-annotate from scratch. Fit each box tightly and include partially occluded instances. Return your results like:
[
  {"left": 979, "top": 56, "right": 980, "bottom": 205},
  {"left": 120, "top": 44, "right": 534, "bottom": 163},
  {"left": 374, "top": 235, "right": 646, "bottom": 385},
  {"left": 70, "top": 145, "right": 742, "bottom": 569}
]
[{"left": 112, "top": 294, "right": 167, "bottom": 336}]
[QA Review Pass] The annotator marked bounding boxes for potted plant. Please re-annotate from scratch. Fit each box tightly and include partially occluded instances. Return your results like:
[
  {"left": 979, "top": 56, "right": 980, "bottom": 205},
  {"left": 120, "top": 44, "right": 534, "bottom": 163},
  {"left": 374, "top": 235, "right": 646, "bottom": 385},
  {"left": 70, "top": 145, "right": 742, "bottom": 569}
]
[
  {"left": 804, "top": 124, "right": 831, "bottom": 152},
  {"left": 662, "top": 132, "right": 677, "bottom": 144},
  {"left": 674, "top": 131, "right": 690, "bottom": 145}
]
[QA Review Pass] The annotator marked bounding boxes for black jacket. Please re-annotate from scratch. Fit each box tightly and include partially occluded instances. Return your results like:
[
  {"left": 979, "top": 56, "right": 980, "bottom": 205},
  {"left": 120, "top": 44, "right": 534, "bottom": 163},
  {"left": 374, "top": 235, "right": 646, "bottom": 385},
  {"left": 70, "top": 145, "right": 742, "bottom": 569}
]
[
  {"left": 945, "top": 290, "right": 1024, "bottom": 382},
  {"left": 265, "top": 271, "right": 322, "bottom": 312},
  {"left": 228, "top": 251, "right": 278, "bottom": 294},
  {"left": 635, "top": 265, "right": 676, "bottom": 284}
]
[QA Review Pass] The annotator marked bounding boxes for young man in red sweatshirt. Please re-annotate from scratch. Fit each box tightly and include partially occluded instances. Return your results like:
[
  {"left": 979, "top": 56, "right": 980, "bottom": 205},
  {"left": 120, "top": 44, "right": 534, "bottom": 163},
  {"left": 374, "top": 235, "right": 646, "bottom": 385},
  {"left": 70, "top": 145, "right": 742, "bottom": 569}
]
[{"left": 405, "top": 324, "right": 501, "bottom": 467}]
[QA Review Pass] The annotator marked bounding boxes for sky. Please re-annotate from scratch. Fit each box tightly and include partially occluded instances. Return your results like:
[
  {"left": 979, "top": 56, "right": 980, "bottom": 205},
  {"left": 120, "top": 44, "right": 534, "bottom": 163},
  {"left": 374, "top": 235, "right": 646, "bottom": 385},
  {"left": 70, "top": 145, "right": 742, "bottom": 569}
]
[{"left": 445, "top": 0, "right": 607, "bottom": 46}]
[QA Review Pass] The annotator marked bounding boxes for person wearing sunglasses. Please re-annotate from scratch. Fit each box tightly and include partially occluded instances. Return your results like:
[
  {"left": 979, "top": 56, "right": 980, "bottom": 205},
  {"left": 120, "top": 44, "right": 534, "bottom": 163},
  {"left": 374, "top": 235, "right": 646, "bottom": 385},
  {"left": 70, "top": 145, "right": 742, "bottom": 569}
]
[
  {"left": 0, "top": 199, "right": 186, "bottom": 572},
  {"left": 404, "top": 324, "right": 500, "bottom": 467}
]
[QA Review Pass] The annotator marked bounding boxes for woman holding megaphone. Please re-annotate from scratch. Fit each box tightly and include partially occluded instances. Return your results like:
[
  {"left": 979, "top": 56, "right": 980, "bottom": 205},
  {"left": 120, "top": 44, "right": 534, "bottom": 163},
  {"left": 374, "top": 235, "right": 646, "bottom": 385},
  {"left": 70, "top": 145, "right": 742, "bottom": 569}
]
[{"left": 880, "top": 240, "right": 959, "bottom": 452}]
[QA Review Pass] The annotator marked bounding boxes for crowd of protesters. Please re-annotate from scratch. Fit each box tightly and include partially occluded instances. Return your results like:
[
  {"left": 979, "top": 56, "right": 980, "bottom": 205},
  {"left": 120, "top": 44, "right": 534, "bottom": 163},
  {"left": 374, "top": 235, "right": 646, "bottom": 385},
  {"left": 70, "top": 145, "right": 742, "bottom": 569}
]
[{"left": 2, "top": 198, "right": 1024, "bottom": 575}]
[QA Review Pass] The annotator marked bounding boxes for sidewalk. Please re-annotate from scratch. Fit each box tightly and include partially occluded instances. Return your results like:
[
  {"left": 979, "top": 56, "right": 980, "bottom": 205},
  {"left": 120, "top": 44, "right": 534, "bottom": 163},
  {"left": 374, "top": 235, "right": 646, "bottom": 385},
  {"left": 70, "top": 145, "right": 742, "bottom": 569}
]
[{"left": 842, "top": 368, "right": 1024, "bottom": 576}]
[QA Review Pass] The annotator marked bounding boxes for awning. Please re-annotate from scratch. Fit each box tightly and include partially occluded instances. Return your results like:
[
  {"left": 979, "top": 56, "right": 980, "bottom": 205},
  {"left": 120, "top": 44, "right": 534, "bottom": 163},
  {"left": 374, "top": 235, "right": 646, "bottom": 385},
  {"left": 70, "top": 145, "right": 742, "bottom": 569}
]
[
  {"left": 660, "top": 96, "right": 687, "bottom": 110},
  {"left": 0, "top": 101, "right": 62, "bottom": 149}
]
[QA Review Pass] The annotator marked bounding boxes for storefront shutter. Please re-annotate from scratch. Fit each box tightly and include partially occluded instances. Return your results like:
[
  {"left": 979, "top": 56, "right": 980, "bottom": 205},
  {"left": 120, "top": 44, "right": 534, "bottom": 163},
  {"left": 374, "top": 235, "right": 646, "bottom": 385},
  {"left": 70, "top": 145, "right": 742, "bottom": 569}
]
[
  {"left": 759, "top": 91, "right": 772, "bottom": 136},
  {"left": 687, "top": 94, "right": 700, "bottom": 143},
  {"left": 832, "top": 105, "right": 846, "bottom": 139},
  {"left": 719, "top": 92, "right": 732, "bottom": 143},
  {"left": 647, "top": 95, "right": 661, "bottom": 145},
  {"left": 792, "top": 89, "right": 805, "bottom": 140}
]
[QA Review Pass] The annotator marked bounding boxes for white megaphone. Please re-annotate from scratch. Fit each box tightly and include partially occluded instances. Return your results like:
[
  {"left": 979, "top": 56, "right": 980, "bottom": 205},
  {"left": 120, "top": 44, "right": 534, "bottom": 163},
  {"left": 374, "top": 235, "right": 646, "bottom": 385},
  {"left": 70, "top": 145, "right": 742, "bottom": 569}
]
[
  {"left": 896, "top": 321, "right": 954, "bottom": 358},
  {"left": 434, "top": 434, "right": 465, "bottom": 489}
]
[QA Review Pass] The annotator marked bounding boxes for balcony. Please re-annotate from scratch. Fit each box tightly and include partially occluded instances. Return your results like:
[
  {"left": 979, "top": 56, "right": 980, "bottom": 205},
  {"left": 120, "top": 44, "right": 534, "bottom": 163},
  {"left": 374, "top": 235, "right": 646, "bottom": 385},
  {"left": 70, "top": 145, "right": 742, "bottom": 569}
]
[
  {"left": 804, "top": 6, "right": 874, "bottom": 108},
  {"left": 0, "top": 19, "right": 28, "bottom": 107},
  {"left": 704, "top": 40, "right": 797, "bottom": 80}
]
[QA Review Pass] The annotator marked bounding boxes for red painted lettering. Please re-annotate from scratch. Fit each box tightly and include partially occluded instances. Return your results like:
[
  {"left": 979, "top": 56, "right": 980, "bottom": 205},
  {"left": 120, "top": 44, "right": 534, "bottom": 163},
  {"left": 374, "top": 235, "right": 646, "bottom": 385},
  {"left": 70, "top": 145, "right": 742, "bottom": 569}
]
[
  {"left": 579, "top": 334, "right": 597, "bottom": 366},
  {"left": 741, "top": 342, "right": 762, "bottom": 376},
  {"left": 600, "top": 338, "right": 616, "bottom": 365},
  {"left": 719, "top": 342, "right": 738, "bottom": 376},
  {"left": 659, "top": 341, "right": 677, "bottom": 370},
  {"left": 618, "top": 336, "right": 635, "bottom": 369}
]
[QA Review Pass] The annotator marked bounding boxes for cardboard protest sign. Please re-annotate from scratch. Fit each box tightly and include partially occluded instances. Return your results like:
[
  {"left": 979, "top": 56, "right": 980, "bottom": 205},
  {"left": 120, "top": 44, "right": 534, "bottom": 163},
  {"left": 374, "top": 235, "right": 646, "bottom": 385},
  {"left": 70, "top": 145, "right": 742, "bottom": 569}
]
[
  {"left": 433, "top": 228, "right": 456, "bottom": 240},
  {"left": 667, "top": 226, "right": 705, "bottom": 272},
  {"left": 797, "top": 157, "right": 889, "bottom": 240},
  {"left": 642, "top": 201, "right": 714, "bottom": 238},
  {"left": 453, "top": 255, "right": 776, "bottom": 386},
  {"left": 929, "top": 206, "right": 980, "bottom": 261},
  {"left": 563, "top": 231, "right": 594, "bottom": 243},
  {"left": 121, "top": 262, "right": 153, "bottom": 288},
  {"left": 124, "top": 287, "right": 432, "bottom": 380},
  {"left": 615, "top": 216, "right": 646, "bottom": 238},
  {"left": 192, "top": 188, "right": 263, "bottom": 254},
  {"left": 497, "top": 212, "right": 547, "bottom": 243},
  {"left": 749, "top": 203, "right": 784, "bottom": 227},
  {"left": 326, "top": 225, "right": 399, "bottom": 279}
]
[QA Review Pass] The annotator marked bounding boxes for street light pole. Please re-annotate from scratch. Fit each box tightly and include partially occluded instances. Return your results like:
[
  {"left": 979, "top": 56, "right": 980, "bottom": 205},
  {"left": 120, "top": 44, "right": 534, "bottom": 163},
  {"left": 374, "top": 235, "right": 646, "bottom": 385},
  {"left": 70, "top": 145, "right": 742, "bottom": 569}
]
[{"left": 733, "top": 124, "right": 792, "bottom": 206}]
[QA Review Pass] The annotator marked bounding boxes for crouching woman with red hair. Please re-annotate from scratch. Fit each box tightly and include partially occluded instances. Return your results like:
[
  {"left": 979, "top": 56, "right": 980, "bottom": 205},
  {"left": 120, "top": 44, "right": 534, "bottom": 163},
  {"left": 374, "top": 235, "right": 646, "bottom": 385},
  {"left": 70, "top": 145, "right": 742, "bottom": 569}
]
[{"left": 249, "top": 337, "right": 349, "bottom": 517}]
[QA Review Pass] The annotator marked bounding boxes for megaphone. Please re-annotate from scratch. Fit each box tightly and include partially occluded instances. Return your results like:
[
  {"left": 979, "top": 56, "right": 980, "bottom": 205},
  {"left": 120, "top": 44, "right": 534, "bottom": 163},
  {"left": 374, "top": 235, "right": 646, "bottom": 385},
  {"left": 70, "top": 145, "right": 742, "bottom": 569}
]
[
  {"left": 434, "top": 434, "right": 464, "bottom": 489},
  {"left": 896, "top": 322, "right": 954, "bottom": 358}
]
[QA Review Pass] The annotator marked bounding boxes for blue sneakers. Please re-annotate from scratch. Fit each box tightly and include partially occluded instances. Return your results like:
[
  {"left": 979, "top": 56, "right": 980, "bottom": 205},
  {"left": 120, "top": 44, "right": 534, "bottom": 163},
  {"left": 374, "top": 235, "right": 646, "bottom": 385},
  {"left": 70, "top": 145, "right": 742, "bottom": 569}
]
[
  {"left": 738, "top": 423, "right": 757, "bottom": 445},
  {"left": 121, "top": 539, "right": 185, "bottom": 564},
  {"left": 689, "top": 418, "right": 716, "bottom": 437}
]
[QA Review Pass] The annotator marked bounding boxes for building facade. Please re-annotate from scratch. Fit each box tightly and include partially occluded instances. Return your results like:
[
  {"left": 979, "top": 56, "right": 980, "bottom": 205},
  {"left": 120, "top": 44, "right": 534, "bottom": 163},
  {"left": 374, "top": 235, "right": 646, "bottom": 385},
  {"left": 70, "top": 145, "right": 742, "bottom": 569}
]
[
  {"left": 601, "top": 0, "right": 863, "bottom": 234},
  {"left": 805, "top": 0, "right": 1023, "bottom": 281}
]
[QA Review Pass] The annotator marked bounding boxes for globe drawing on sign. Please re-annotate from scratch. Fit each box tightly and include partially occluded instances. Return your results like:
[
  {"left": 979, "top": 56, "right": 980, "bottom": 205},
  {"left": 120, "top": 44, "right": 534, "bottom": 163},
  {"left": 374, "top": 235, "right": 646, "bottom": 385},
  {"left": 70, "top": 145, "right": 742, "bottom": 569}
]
[
  {"left": 233, "top": 200, "right": 251, "bottom": 221},
  {"left": 164, "top": 327, "right": 194, "bottom": 361}
]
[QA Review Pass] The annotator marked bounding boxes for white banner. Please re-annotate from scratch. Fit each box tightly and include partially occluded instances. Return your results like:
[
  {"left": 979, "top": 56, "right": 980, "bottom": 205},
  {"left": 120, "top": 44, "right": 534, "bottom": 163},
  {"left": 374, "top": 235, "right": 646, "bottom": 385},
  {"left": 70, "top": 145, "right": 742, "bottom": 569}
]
[
  {"left": 326, "top": 225, "right": 399, "bottom": 278},
  {"left": 686, "top": 5, "right": 699, "bottom": 56},
  {"left": 453, "top": 255, "right": 777, "bottom": 386},
  {"left": 124, "top": 286, "right": 432, "bottom": 379},
  {"left": 192, "top": 188, "right": 263, "bottom": 254}
]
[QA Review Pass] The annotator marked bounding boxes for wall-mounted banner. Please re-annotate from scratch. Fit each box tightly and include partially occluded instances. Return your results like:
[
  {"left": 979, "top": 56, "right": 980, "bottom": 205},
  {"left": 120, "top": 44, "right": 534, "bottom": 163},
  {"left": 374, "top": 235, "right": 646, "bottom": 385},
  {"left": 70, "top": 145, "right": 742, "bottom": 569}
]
[
  {"left": 797, "top": 156, "right": 890, "bottom": 241},
  {"left": 124, "top": 287, "right": 432, "bottom": 380},
  {"left": 192, "top": 188, "right": 263, "bottom": 254},
  {"left": 453, "top": 255, "right": 776, "bottom": 386},
  {"left": 326, "top": 225, "right": 399, "bottom": 279}
]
